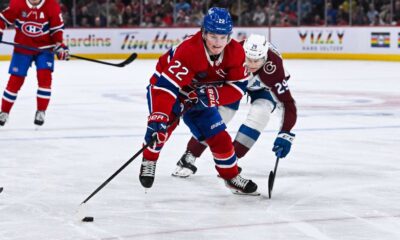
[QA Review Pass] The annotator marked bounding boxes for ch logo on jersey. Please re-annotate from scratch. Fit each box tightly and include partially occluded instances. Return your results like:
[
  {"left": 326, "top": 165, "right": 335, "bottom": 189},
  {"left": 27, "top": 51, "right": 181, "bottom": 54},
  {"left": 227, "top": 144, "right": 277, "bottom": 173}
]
[
  {"left": 263, "top": 61, "right": 277, "bottom": 75},
  {"left": 21, "top": 22, "right": 44, "bottom": 37}
]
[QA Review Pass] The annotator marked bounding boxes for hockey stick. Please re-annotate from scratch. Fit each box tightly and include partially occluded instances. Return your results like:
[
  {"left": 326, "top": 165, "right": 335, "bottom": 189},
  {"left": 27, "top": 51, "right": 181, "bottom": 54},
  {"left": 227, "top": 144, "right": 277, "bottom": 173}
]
[
  {"left": 0, "top": 40, "right": 137, "bottom": 67},
  {"left": 79, "top": 104, "right": 192, "bottom": 206},
  {"left": 268, "top": 157, "right": 280, "bottom": 199}
]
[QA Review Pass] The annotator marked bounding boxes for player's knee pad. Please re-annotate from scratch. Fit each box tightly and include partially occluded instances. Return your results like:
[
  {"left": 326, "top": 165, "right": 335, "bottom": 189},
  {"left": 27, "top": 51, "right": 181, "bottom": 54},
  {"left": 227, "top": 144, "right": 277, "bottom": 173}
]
[
  {"left": 6, "top": 75, "right": 25, "bottom": 92},
  {"left": 218, "top": 106, "right": 237, "bottom": 123},
  {"left": 243, "top": 98, "right": 272, "bottom": 132},
  {"left": 37, "top": 69, "right": 52, "bottom": 88}
]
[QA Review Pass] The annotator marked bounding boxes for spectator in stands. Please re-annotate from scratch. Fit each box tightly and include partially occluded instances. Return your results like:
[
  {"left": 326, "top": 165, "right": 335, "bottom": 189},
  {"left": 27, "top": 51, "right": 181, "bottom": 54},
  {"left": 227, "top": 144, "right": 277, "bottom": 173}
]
[
  {"left": 367, "top": 3, "right": 379, "bottom": 24},
  {"left": 326, "top": 2, "right": 338, "bottom": 25},
  {"left": 77, "top": 5, "right": 93, "bottom": 27},
  {"left": 253, "top": 4, "right": 266, "bottom": 26},
  {"left": 352, "top": 4, "right": 367, "bottom": 25},
  {"left": 394, "top": 0, "right": 400, "bottom": 25},
  {"left": 175, "top": 0, "right": 191, "bottom": 13},
  {"left": 312, "top": 14, "right": 324, "bottom": 25}
]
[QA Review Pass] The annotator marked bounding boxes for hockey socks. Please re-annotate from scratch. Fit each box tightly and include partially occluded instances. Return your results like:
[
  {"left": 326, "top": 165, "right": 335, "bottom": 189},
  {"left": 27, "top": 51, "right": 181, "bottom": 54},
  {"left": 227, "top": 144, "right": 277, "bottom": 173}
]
[
  {"left": 1, "top": 75, "right": 25, "bottom": 113},
  {"left": 36, "top": 69, "right": 52, "bottom": 111},
  {"left": 206, "top": 131, "right": 239, "bottom": 180}
]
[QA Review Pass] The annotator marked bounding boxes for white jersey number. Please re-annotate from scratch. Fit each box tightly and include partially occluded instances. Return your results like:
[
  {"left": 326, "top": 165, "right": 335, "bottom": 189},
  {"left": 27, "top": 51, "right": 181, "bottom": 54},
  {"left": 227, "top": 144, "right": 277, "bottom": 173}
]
[
  {"left": 168, "top": 60, "right": 189, "bottom": 81},
  {"left": 275, "top": 80, "right": 289, "bottom": 94}
]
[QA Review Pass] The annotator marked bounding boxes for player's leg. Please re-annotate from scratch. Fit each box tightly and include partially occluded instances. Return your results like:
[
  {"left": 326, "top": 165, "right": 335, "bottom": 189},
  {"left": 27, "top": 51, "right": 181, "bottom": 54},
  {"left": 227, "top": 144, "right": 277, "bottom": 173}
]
[
  {"left": 139, "top": 84, "right": 181, "bottom": 188},
  {"left": 34, "top": 52, "right": 54, "bottom": 126},
  {"left": 0, "top": 53, "right": 32, "bottom": 126},
  {"left": 172, "top": 101, "right": 239, "bottom": 178},
  {"left": 234, "top": 90, "right": 276, "bottom": 158},
  {"left": 183, "top": 107, "right": 258, "bottom": 195}
]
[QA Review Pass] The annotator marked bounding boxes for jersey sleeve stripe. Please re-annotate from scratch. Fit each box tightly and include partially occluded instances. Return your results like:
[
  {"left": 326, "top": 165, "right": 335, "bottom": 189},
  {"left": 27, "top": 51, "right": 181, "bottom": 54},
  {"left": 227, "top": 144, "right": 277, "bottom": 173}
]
[
  {"left": 152, "top": 86, "right": 177, "bottom": 99},
  {"left": 161, "top": 73, "right": 181, "bottom": 89},
  {"left": 50, "top": 29, "right": 63, "bottom": 36},
  {"left": 0, "top": 13, "right": 12, "bottom": 25},
  {"left": 50, "top": 24, "right": 64, "bottom": 30}
]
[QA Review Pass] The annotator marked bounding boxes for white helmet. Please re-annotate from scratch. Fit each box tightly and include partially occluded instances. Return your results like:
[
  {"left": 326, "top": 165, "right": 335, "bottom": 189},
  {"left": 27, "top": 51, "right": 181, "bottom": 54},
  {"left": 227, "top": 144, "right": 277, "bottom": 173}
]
[{"left": 243, "top": 34, "right": 269, "bottom": 60}]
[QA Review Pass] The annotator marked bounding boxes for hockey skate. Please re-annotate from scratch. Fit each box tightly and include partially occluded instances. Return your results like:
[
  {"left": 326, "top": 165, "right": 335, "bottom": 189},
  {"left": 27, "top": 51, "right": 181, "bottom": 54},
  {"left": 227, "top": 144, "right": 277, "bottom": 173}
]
[
  {"left": 171, "top": 151, "right": 197, "bottom": 178},
  {"left": 224, "top": 175, "right": 260, "bottom": 196},
  {"left": 139, "top": 158, "right": 157, "bottom": 188},
  {"left": 34, "top": 111, "right": 45, "bottom": 126},
  {"left": 0, "top": 112, "right": 9, "bottom": 126}
]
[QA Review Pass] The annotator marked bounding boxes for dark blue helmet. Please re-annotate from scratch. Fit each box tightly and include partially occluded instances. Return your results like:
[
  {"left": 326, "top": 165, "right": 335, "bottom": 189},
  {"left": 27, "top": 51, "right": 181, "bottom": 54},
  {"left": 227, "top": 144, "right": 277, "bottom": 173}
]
[{"left": 202, "top": 7, "right": 233, "bottom": 35}]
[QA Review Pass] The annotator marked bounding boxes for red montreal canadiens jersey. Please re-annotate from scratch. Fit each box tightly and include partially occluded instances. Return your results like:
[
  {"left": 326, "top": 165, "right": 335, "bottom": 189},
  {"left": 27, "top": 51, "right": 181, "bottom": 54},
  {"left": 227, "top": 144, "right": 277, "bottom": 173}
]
[
  {"left": 248, "top": 46, "right": 297, "bottom": 132},
  {"left": 0, "top": 0, "right": 64, "bottom": 55},
  {"left": 151, "top": 31, "right": 249, "bottom": 115}
]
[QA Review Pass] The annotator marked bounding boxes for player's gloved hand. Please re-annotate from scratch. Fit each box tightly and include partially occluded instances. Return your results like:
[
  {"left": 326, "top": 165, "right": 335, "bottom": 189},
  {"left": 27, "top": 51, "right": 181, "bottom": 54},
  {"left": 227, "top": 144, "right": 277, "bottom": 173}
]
[
  {"left": 54, "top": 42, "right": 70, "bottom": 60},
  {"left": 272, "top": 131, "right": 295, "bottom": 158},
  {"left": 187, "top": 86, "right": 219, "bottom": 110},
  {"left": 145, "top": 112, "right": 169, "bottom": 146}
]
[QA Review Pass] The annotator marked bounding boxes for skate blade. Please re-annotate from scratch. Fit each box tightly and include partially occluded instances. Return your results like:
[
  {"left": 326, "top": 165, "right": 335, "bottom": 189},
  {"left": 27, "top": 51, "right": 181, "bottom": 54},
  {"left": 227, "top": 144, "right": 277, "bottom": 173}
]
[{"left": 231, "top": 189, "right": 261, "bottom": 196}]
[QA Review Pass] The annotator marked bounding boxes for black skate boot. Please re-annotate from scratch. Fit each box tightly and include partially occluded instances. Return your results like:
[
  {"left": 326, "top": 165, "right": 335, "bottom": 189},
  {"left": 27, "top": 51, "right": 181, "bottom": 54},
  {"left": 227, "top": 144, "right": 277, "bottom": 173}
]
[
  {"left": 34, "top": 111, "right": 45, "bottom": 126},
  {"left": 224, "top": 174, "right": 259, "bottom": 196},
  {"left": 139, "top": 158, "right": 157, "bottom": 188},
  {"left": 0, "top": 112, "right": 9, "bottom": 126},
  {"left": 171, "top": 151, "right": 197, "bottom": 178}
]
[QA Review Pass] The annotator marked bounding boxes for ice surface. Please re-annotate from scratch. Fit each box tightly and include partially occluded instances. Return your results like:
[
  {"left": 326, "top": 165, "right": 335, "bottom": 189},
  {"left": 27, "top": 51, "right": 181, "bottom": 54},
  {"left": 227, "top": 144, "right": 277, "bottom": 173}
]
[{"left": 0, "top": 59, "right": 399, "bottom": 240}]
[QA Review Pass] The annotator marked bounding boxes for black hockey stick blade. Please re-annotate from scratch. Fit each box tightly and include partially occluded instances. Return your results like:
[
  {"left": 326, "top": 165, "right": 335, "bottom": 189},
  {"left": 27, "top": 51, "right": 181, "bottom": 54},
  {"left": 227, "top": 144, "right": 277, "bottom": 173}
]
[
  {"left": 268, "top": 170, "right": 274, "bottom": 199},
  {"left": 69, "top": 53, "right": 138, "bottom": 68},
  {"left": 0, "top": 187, "right": 3, "bottom": 193},
  {"left": 1, "top": 40, "right": 137, "bottom": 68}
]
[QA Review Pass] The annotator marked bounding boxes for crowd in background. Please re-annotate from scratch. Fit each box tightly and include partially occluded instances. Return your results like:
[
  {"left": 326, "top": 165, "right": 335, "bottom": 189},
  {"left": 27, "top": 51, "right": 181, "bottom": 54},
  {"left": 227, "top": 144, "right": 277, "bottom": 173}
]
[{"left": 1, "top": 0, "right": 400, "bottom": 27}]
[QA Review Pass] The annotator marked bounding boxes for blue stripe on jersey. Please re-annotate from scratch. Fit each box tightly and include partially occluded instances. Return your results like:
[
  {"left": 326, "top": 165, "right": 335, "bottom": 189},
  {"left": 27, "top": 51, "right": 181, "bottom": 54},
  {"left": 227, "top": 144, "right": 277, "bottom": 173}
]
[
  {"left": 49, "top": 25, "right": 64, "bottom": 34},
  {"left": 238, "top": 124, "right": 261, "bottom": 141},
  {"left": 232, "top": 80, "right": 248, "bottom": 93},
  {"left": 37, "top": 89, "right": 51, "bottom": 96},
  {"left": 3, "top": 91, "right": 17, "bottom": 101},
  {"left": 155, "top": 75, "right": 180, "bottom": 97},
  {"left": 168, "top": 48, "right": 175, "bottom": 59},
  {"left": 214, "top": 154, "right": 237, "bottom": 166}
]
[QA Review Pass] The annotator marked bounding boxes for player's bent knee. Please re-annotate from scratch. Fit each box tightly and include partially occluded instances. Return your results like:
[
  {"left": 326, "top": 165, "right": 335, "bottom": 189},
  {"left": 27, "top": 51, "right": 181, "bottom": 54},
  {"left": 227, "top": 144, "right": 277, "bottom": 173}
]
[
  {"left": 244, "top": 99, "right": 272, "bottom": 132},
  {"left": 218, "top": 106, "right": 236, "bottom": 123}
]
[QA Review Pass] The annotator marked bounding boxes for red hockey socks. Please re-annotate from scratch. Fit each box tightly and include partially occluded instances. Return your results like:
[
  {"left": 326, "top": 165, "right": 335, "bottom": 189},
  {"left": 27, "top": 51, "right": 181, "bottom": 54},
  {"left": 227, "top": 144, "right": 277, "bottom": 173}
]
[
  {"left": 36, "top": 69, "right": 52, "bottom": 111},
  {"left": 186, "top": 137, "right": 207, "bottom": 157},
  {"left": 1, "top": 75, "right": 25, "bottom": 113},
  {"left": 206, "top": 131, "right": 239, "bottom": 180}
]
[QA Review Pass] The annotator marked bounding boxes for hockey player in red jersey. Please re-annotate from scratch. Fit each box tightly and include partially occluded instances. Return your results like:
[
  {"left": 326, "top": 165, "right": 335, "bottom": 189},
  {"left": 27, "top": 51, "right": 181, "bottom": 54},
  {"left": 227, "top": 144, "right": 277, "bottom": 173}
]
[
  {"left": 172, "top": 34, "right": 297, "bottom": 178},
  {"left": 140, "top": 7, "right": 259, "bottom": 195},
  {"left": 0, "top": 0, "right": 69, "bottom": 127}
]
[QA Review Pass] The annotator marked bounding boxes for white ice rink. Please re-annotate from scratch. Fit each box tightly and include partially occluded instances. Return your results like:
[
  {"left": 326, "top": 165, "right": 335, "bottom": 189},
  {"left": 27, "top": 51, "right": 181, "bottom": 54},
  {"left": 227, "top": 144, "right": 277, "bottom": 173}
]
[{"left": 0, "top": 58, "right": 399, "bottom": 240}]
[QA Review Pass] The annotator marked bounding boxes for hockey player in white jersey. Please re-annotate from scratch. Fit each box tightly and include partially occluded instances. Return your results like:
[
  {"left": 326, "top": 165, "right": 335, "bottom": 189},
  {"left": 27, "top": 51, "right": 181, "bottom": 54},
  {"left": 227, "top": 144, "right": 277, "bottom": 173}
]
[{"left": 172, "top": 34, "right": 297, "bottom": 178}]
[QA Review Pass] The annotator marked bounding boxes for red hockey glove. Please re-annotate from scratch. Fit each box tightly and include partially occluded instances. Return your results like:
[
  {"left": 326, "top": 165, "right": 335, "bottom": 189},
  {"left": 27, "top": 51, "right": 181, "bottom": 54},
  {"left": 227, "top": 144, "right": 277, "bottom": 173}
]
[
  {"left": 145, "top": 112, "right": 169, "bottom": 145},
  {"left": 54, "top": 43, "right": 70, "bottom": 60},
  {"left": 187, "top": 86, "right": 219, "bottom": 110}
]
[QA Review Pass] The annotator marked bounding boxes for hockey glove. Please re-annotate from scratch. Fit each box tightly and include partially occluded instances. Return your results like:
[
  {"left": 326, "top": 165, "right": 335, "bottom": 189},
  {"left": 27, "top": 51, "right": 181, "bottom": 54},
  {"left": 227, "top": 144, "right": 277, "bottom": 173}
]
[
  {"left": 272, "top": 131, "right": 295, "bottom": 158},
  {"left": 145, "top": 112, "right": 169, "bottom": 146},
  {"left": 54, "top": 42, "right": 70, "bottom": 60},
  {"left": 187, "top": 86, "right": 219, "bottom": 110}
]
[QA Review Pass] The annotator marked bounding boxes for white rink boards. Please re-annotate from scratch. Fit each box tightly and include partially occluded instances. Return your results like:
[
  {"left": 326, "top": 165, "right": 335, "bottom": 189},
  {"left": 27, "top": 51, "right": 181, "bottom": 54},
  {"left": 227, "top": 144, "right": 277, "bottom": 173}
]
[{"left": 0, "top": 59, "right": 400, "bottom": 240}]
